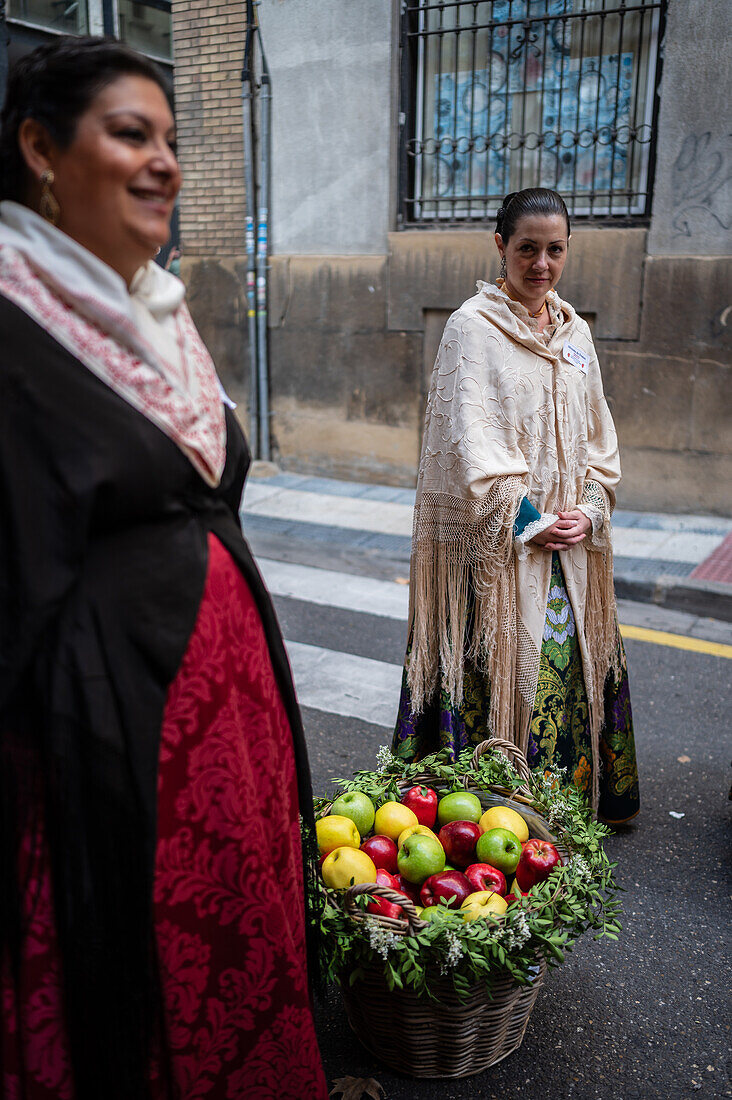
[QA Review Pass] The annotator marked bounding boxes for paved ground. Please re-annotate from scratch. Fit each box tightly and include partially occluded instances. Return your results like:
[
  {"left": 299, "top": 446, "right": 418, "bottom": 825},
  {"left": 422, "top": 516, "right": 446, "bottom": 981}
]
[
  {"left": 243, "top": 470, "right": 732, "bottom": 621},
  {"left": 305, "top": 642, "right": 731, "bottom": 1100},
  {"left": 241, "top": 472, "right": 732, "bottom": 1100}
]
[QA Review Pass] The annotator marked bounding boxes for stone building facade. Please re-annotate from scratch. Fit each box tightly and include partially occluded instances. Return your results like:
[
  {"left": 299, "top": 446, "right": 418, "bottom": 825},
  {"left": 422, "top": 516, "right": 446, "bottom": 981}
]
[{"left": 174, "top": 0, "right": 731, "bottom": 515}]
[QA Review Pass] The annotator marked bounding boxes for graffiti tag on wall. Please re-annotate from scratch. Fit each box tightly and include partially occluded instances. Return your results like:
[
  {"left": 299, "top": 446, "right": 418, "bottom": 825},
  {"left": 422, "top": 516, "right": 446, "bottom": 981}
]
[{"left": 672, "top": 131, "right": 731, "bottom": 240}]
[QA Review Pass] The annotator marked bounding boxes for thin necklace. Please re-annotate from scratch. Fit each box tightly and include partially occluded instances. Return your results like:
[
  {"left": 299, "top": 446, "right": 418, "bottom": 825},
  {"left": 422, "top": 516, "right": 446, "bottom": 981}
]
[{"left": 502, "top": 280, "right": 549, "bottom": 319}]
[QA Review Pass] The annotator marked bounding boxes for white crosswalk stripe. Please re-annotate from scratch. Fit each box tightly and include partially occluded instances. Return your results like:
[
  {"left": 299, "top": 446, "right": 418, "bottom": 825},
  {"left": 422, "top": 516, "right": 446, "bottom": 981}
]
[
  {"left": 257, "top": 558, "right": 409, "bottom": 621},
  {"left": 285, "top": 640, "right": 402, "bottom": 729},
  {"left": 257, "top": 557, "right": 406, "bottom": 727},
  {"left": 244, "top": 483, "right": 414, "bottom": 537}
]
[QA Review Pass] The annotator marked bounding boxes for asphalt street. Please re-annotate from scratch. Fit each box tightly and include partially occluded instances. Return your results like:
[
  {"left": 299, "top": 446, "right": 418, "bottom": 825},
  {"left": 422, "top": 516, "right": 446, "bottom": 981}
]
[{"left": 252, "top": 528, "right": 732, "bottom": 1100}]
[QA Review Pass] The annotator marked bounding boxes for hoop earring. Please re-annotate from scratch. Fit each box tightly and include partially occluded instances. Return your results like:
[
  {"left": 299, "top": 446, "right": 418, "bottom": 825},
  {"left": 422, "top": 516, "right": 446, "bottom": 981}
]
[
  {"left": 39, "top": 168, "right": 60, "bottom": 226},
  {"left": 500, "top": 255, "right": 506, "bottom": 280}
]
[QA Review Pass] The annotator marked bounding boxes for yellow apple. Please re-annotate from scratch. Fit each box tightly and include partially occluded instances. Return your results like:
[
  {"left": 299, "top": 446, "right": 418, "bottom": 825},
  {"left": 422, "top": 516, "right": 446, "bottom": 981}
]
[
  {"left": 397, "top": 823, "right": 440, "bottom": 849},
  {"left": 316, "top": 814, "right": 360, "bottom": 858},
  {"left": 460, "top": 889, "right": 509, "bottom": 922},
  {"left": 373, "top": 801, "right": 418, "bottom": 842},
  {"left": 321, "top": 846, "right": 377, "bottom": 891},
  {"left": 478, "top": 805, "right": 529, "bottom": 843}
]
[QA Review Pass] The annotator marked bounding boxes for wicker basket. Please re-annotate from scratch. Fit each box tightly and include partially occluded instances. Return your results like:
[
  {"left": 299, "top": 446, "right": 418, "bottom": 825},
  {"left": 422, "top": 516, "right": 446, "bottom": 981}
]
[
  {"left": 323, "top": 737, "right": 560, "bottom": 1078},
  {"left": 339, "top": 884, "right": 547, "bottom": 1078}
]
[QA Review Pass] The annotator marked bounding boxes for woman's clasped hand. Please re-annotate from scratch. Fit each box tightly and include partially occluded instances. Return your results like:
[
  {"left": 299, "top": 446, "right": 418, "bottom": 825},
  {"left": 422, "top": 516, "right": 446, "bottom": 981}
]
[{"left": 530, "top": 509, "right": 592, "bottom": 550}]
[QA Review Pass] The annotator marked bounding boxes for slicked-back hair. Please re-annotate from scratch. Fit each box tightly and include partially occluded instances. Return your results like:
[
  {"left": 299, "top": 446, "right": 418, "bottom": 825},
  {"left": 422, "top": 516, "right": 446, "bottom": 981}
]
[{"left": 495, "top": 188, "right": 571, "bottom": 243}]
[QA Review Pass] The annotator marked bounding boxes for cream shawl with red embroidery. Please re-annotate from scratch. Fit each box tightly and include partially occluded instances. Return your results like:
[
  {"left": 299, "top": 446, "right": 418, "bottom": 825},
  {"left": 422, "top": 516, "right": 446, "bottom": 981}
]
[{"left": 0, "top": 201, "right": 226, "bottom": 487}]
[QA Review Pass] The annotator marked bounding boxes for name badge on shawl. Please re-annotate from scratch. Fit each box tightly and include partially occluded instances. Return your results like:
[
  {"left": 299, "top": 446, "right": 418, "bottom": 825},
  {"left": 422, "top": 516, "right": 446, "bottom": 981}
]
[{"left": 563, "top": 340, "right": 589, "bottom": 373}]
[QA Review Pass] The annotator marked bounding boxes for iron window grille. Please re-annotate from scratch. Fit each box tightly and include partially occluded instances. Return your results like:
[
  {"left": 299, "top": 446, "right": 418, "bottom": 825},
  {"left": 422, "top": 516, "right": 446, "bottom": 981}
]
[{"left": 398, "top": 0, "right": 666, "bottom": 226}]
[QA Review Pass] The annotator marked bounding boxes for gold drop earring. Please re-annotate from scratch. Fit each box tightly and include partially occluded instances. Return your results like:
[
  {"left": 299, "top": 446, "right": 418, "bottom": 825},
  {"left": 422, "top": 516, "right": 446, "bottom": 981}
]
[{"left": 39, "top": 168, "right": 60, "bottom": 226}]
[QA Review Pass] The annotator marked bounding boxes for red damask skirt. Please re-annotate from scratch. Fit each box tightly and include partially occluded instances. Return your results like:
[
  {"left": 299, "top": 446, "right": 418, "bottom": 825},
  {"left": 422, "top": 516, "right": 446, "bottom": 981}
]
[{"left": 2, "top": 534, "right": 328, "bottom": 1099}]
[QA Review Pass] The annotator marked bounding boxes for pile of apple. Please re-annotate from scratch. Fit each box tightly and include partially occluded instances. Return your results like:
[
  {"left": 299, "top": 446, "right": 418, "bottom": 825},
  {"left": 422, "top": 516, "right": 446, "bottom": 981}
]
[{"left": 316, "top": 785, "right": 562, "bottom": 924}]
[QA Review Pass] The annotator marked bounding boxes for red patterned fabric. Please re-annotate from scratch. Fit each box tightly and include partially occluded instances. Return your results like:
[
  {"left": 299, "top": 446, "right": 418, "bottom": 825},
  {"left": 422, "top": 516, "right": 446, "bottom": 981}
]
[{"left": 2, "top": 535, "right": 327, "bottom": 1099}]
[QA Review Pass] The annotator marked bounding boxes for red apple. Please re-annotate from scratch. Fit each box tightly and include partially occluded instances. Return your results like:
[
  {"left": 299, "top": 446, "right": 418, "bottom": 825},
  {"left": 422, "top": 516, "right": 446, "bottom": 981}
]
[
  {"left": 464, "top": 863, "right": 507, "bottom": 896},
  {"left": 393, "top": 873, "right": 422, "bottom": 907},
  {"left": 360, "top": 834, "right": 399, "bottom": 875},
  {"left": 504, "top": 880, "right": 532, "bottom": 906},
  {"left": 504, "top": 891, "right": 525, "bottom": 907},
  {"left": 419, "top": 869, "right": 473, "bottom": 909},
  {"left": 437, "top": 820, "right": 482, "bottom": 869},
  {"left": 401, "top": 785, "right": 439, "bottom": 827},
  {"left": 366, "top": 869, "right": 404, "bottom": 919},
  {"left": 515, "top": 839, "right": 561, "bottom": 890}
]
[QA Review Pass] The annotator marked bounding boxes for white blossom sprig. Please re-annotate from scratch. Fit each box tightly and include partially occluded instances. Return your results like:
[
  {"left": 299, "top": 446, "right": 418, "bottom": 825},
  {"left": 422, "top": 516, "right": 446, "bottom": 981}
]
[
  {"left": 366, "top": 920, "right": 402, "bottom": 961},
  {"left": 375, "top": 745, "right": 395, "bottom": 773},
  {"left": 440, "top": 929, "right": 464, "bottom": 971},
  {"left": 495, "top": 910, "right": 531, "bottom": 951}
]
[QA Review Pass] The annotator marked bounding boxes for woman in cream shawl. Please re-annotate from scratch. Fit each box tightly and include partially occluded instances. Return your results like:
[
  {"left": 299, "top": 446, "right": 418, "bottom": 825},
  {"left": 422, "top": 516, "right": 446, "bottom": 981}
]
[{"left": 392, "top": 188, "right": 639, "bottom": 823}]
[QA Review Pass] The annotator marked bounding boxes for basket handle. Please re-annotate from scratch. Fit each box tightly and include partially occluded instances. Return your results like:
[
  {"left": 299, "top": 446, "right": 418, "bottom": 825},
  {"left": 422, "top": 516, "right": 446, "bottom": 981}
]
[
  {"left": 471, "top": 737, "right": 533, "bottom": 798},
  {"left": 343, "top": 882, "right": 425, "bottom": 934}
]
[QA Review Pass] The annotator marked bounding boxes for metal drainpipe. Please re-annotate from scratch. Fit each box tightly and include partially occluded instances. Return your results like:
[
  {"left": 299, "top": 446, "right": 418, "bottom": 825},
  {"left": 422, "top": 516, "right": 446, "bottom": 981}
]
[
  {"left": 241, "top": 13, "right": 260, "bottom": 457},
  {"left": 255, "top": 60, "right": 271, "bottom": 461}
]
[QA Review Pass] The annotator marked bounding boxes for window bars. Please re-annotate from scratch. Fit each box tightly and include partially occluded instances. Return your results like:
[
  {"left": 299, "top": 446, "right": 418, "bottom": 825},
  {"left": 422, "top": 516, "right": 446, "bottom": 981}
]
[{"left": 398, "top": 0, "right": 666, "bottom": 225}]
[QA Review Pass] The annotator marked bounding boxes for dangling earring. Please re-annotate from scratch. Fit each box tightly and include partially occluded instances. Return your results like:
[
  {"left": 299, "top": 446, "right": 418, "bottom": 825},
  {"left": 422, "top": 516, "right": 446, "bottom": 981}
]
[
  {"left": 39, "top": 168, "right": 60, "bottom": 226},
  {"left": 500, "top": 255, "right": 506, "bottom": 280}
]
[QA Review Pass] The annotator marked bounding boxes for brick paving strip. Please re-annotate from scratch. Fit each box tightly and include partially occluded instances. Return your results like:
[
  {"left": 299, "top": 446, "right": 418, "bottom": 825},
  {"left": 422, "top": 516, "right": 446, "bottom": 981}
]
[{"left": 690, "top": 530, "right": 732, "bottom": 584}]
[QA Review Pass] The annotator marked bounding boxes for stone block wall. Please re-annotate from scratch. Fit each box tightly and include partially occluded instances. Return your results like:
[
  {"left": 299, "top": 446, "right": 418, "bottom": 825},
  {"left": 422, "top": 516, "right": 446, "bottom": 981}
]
[
  {"left": 259, "top": 239, "right": 731, "bottom": 514},
  {"left": 173, "top": 0, "right": 732, "bottom": 516}
]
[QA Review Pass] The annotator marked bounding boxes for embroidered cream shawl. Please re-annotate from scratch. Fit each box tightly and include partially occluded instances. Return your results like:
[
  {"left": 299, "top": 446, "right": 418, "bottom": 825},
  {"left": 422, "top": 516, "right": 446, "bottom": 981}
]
[{"left": 408, "top": 280, "right": 622, "bottom": 808}]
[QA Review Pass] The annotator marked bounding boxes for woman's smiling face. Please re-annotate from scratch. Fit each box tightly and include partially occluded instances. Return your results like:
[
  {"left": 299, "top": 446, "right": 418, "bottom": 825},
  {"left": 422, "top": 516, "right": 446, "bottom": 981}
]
[
  {"left": 38, "top": 74, "right": 181, "bottom": 284},
  {"left": 496, "top": 212, "right": 569, "bottom": 310}
]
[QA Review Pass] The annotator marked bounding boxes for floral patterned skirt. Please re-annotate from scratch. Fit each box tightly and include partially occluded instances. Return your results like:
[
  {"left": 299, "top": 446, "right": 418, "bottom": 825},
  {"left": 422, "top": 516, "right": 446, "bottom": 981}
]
[
  {"left": 392, "top": 553, "right": 640, "bottom": 823},
  {"left": 2, "top": 534, "right": 328, "bottom": 1100}
]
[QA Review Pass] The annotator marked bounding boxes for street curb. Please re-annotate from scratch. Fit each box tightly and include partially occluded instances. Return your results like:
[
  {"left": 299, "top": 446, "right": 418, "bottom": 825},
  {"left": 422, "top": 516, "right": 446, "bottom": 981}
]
[{"left": 614, "top": 572, "right": 732, "bottom": 623}]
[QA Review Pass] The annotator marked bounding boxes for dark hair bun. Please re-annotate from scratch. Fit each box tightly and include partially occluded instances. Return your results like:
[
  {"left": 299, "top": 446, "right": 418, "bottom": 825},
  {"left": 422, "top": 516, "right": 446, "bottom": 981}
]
[{"left": 495, "top": 192, "right": 519, "bottom": 235}]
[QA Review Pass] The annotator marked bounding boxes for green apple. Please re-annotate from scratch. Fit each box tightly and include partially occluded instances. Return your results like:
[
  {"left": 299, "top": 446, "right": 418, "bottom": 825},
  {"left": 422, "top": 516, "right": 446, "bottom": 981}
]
[
  {"left": 419, "top": 904, "right": 452, "bottom": 923},
  {"left": 397, "top": 834, "right": 446, "bottom": 884},
  {"left": 330, "top": 790, "right": 375, "bottom": 837},
  {"left": 437, "top": 791, "right": 483, "bottom": 826},
  {"left": 475, "top": 828, "right": 522, "bottom": 875}
]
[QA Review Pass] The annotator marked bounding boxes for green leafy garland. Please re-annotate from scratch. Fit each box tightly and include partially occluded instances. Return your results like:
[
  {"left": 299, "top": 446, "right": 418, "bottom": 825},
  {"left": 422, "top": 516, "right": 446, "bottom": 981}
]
[{"left": 314, "top": 746, "right": 621, "bottom": 1000}]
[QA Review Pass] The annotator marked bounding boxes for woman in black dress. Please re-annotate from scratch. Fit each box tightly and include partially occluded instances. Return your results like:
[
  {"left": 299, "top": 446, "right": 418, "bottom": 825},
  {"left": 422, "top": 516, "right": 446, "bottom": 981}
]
[{"left": 0, "top": 37, "right": 327, "bottom": 1099}]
